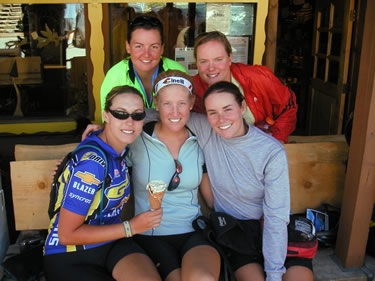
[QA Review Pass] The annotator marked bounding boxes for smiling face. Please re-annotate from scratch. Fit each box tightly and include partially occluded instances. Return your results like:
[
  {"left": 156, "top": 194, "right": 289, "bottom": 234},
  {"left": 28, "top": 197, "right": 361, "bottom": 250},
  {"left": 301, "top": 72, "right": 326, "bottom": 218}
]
[
  {"left": 204, "top": 91, "right": 247, "bottom": 139},
  {"left": 196, "top": 40, "right": 232, "bottom": 86},
  {"left": 125, "top": 28, "right": 164, "bottom": 75},
  {"left": 154, "top": 84, "right": 195, "bottom": 132},
  {"left": 103, "top": 92, "right": 145, "bottom": 152}
]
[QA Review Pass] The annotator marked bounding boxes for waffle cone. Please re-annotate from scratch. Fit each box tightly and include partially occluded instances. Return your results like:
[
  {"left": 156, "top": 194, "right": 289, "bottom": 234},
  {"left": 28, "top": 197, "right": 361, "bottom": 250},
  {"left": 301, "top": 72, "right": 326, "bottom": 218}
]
[{"left": 148, "top": 189, "right": 165, "bottom": 210}]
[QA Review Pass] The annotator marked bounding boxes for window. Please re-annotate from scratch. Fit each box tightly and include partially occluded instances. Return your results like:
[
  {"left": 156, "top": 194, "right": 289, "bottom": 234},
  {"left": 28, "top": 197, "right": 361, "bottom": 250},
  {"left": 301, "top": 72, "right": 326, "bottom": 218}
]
[
  {"left": 0, "top": 2, "right": 257, "bottom": 129},
  {"left": 0, "top": 3, "right": 87, "bottom": 120},
  {"left": 109, "top": 3, "right": 256, "bottom": 75}
]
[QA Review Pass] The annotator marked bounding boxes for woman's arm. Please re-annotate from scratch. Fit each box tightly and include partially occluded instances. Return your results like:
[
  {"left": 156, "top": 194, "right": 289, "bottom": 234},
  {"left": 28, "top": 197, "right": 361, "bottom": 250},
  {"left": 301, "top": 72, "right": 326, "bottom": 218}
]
[
  {"left": 199, "top": 172, "right": 214, "bottom": 210},
  {"left": 58, "top": 207, "right": 163, "bottom": 245},
  {"left": 81, "top": 124, "right": 104, "bottom": 140}
]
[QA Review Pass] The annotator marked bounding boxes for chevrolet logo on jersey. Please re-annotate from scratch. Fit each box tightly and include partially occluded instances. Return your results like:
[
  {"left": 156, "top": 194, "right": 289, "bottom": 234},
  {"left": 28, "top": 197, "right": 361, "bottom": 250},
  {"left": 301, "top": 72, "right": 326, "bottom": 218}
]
[{"left": 75, "top": 171, "right": 101, "bottom": 185}]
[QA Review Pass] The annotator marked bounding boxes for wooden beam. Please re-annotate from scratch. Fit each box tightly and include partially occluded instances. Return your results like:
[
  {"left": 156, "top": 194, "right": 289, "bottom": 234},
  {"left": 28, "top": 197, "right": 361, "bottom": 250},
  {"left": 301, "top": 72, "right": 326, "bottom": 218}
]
[
  {"left": 335, "top": 0, "right": 375, "bottom": 268},
  {"left": 263, "top": 0, "right": 278, "bottom": 71}
]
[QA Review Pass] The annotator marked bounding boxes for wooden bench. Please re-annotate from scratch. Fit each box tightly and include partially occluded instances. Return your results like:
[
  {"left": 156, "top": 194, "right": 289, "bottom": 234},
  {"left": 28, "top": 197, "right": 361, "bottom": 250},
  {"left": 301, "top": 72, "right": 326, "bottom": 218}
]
[
  {"left": 10, "top": 143, "right": 79, "bottom": 230},
  {"left": 10, "top": 136, "right": 349, "bottom": 231}
]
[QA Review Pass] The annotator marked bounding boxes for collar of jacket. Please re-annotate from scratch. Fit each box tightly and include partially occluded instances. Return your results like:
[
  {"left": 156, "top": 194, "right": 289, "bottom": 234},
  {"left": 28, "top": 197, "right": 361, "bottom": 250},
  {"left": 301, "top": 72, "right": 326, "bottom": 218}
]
[{"left": 128, "top": 58, "right": 166, "bottom": 83}]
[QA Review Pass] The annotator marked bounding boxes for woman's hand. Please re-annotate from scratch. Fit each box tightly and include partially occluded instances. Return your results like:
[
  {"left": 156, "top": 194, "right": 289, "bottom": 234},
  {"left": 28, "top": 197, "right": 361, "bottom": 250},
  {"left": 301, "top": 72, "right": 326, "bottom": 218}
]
[
  {"left": 130, "top": 208, "right": 163, "bottom": 234},
  {"left": 82, "top": 124, "right": 104, "bottom": 140}
]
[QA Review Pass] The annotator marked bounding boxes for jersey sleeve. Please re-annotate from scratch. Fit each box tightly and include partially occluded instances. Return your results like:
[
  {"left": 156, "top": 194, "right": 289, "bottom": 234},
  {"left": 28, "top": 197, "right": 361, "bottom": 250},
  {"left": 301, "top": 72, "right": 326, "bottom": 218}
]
[{"left": 61, "top": 150, "right": 106, "bottom": 217}]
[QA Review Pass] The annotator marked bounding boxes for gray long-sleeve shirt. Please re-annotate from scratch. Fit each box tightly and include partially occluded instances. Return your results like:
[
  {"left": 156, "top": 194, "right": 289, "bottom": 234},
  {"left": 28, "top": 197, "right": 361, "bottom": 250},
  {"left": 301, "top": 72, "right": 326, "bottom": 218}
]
[{"left": 187, "top": 113, "right": 290, "bottom": 281}]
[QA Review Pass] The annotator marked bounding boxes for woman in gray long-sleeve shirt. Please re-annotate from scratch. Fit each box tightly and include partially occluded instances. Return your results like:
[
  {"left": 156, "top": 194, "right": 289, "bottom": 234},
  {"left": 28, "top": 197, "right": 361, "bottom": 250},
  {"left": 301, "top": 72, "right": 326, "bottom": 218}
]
[{"left": 187, "top": 81, "right": 313, "bottom": 281}]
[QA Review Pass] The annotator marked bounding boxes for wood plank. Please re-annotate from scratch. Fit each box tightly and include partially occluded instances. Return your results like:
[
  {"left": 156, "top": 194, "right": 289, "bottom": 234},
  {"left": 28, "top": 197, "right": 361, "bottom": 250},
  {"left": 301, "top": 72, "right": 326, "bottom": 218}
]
[
  {"left": 14, "top": 143, "right": 78, "bottom": 161},
  {"left": 285, "top": 141, "right": 349, "bottom": 214},
  {"left": 288, "top": 134, "right": 346, "bottom": 143},
  {"left": 10, "top": 160, "right": 56, "bottom": 230}
]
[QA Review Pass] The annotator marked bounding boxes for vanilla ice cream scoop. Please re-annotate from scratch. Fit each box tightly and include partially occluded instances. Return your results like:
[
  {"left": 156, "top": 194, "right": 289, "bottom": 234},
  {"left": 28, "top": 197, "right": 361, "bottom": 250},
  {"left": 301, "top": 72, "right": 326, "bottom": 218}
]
[{"left": 147, "top": 180, "right": 167, "bottom": 210}]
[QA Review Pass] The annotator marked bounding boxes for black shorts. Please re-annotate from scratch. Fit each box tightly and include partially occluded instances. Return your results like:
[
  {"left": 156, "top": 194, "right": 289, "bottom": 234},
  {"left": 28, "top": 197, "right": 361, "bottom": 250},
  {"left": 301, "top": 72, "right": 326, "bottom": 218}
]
[
  {"left": 43, "top": 238, "right": 146, "bottom": 281},
  {"left": 134, "top": 231, "right": 213, "bottom": 280},
  {"left": 222, "top": 238, "right": 313, "bottom": 272},
  {"left": 224, "top": 248, "right": 313, "bottom": 272},
  {"left": 285, "top": 257, "right": 313, "bottom": 270}
]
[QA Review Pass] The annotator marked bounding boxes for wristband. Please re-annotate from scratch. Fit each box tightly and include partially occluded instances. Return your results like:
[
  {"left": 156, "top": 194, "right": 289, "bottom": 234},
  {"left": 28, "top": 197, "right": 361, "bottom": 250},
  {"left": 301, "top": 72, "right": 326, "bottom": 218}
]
[{"left": 123, "top": 220, "right": 133, "bottom": 238}]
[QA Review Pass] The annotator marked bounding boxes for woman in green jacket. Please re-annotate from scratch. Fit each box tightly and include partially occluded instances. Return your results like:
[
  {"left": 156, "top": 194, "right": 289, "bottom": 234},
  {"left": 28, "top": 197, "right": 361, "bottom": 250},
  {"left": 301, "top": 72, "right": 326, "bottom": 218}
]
[{"left": 100, "top": 15, "right": 186, "bottom": 112}]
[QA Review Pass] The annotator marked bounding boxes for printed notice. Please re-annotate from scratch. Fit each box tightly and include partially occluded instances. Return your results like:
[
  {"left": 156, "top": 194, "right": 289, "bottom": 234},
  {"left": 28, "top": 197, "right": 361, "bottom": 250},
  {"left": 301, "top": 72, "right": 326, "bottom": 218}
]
[
  {"left": 206, "top": 3, "right": 254, "bottom": 36},
  {"left": 206, "top": 4, "right": 231, "bottom": 35},
  {"left": 228, "top": 36, "right": 249, "bottom": 64},
  {"left": 175, "top": 47, "right": 198, "bottom": 76},
  {"left": 230, "top": 4, "right": 254, "bottom": 36}
]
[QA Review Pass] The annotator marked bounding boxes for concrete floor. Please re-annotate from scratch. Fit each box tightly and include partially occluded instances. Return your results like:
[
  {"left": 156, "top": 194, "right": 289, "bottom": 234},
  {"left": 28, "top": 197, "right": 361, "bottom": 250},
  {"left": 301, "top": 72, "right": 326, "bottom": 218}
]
[{"left": 313, "top": 247, "right": 375, "bottom": 281}]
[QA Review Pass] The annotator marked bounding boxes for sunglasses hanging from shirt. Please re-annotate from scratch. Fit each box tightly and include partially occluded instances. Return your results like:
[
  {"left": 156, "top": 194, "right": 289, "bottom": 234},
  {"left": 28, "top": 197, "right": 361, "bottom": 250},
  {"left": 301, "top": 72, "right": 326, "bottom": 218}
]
[{"left": 168, "top": 159, "right": 182, "bottom": 191}]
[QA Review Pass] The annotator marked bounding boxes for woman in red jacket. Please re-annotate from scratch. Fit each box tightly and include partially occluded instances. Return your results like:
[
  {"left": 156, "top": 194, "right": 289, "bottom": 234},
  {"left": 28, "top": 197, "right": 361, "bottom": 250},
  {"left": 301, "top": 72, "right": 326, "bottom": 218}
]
[{"left": 192, "top": 31, "right": 297, "bottom": 144}]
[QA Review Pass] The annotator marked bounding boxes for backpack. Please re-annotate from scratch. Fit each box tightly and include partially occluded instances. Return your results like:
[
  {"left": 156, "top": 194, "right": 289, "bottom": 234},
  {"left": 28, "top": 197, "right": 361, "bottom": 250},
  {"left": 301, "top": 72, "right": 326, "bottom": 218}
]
[
  {"left": 287, "top": 215, "right": 318, "bottom": 258},
  {"left": 48, "top": 144, "right": 110, "bottom": 223}
]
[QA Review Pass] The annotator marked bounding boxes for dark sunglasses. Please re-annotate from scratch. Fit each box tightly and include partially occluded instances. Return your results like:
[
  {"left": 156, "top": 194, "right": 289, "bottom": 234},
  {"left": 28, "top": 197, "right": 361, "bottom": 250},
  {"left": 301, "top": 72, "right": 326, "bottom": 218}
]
[
  {"left": 108, "top": 109, "right": 146, "bottom": 121},
  {"left": 168, "top": 159, "right": 182, "bottom": 191},
  {"left": 130, "top": 16, "right": 162, "bottom": 28}
]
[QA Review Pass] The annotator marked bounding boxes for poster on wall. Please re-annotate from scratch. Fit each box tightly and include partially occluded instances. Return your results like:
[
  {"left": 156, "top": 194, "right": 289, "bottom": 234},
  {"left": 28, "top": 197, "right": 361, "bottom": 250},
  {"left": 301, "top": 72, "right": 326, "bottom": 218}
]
[
  {"left": 228, "top": 36, "right": 249, "bottom": 64},
  {"left": 206, "top": 3, "right": 254, "bottom": 36},
  {"left": 175, "top": 47, "right": 198, "bottom": 76},
  {"left": 206, "top": 4, "right": 231, "bottom": 34},
  {"left": 229, "top": 4, "right": 254, "bottom": 35}
]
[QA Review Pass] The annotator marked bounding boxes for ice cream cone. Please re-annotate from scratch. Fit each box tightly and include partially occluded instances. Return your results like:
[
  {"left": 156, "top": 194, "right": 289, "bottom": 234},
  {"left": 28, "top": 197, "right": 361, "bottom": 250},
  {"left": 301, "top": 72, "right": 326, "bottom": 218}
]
[{"left": 147, "top": 180, "right": 166, "bottom": 210}]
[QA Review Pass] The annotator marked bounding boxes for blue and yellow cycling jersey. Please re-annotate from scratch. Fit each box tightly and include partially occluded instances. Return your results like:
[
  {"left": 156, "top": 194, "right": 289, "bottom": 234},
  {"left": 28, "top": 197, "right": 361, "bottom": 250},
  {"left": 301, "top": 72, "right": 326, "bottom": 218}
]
[{"left": 44, "top": 131, "right": 130, "bottom": 255}]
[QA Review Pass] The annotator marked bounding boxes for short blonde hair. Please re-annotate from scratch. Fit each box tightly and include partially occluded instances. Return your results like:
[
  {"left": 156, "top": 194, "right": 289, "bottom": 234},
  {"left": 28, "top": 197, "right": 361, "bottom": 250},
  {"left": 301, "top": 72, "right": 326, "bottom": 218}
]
[{"left": 193, "top": 31, "right": 232, "bottom": 60}]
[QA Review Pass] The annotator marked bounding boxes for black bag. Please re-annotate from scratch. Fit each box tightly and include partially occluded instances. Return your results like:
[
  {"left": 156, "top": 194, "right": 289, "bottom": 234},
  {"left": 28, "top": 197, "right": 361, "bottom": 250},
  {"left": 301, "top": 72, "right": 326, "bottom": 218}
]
[
  {"left": 287, "top": 215, "right": 318, "bottom": 258},
  {"left": 194, "top": 212, "right": 262, "bottom": 281},
  {"left": 2, "top": 233, "right": 45, "bottom": 281},
  {"left": 366, "top": 205, "right": 375, "bottom": 257},
  {"left": 313, "top": 204, "right": 341, "bottom": 247},
  {"left": 209, "top": 212, "right": 262, "bottom": 255}
]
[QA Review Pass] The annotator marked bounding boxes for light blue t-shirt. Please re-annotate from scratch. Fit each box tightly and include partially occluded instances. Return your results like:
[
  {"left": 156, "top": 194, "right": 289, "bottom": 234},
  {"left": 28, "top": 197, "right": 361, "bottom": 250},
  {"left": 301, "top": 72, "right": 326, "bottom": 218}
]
[{"left": 127, "top": 122, "right": 204, "bottom": 235}]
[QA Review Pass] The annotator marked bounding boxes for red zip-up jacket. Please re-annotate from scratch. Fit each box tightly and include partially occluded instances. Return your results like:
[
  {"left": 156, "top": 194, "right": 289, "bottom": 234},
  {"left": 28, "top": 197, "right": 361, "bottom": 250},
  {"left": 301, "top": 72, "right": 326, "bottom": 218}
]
[{"left": 192, "top": 63, "right": 298, "bottom": 143}]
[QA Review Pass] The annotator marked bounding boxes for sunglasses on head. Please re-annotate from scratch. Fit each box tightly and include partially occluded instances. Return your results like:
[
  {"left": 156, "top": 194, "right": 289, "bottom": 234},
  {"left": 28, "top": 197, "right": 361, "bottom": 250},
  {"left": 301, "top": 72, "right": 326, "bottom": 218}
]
[
  {"left": 108, "top": 109, "right": 146, "bottom": 121},
  {"left": 130, "top": 16, "right": 162, "bottom": 28},
  {"left": 168, "top": 159, "right": 182, "bottom": 191}
]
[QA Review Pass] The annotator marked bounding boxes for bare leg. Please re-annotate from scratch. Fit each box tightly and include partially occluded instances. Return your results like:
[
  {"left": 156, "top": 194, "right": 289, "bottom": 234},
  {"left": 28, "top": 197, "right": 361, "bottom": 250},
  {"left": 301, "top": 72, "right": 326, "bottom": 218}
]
[
  {"left": 181, "top": 245, "right": 221, "bottom": 281},
  {"left": 165, "top": 269, "right": 182, "bottom": 281},
  {"left": 235, "top": 263, "right": 265, "bottom": 281},
  {"left": 283, "top": 266, "right": 313, "bottom": 281},
  {"left": 112, "top": 253, "right": 161, "bottom": 281}
]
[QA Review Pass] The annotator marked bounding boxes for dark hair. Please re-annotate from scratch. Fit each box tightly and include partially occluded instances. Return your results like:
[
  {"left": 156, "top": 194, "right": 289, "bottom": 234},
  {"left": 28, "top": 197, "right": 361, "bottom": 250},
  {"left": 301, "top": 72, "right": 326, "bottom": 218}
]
[
  {"left": 193, "top": 31, "right": 232, "bottom": 60},
  {"left": 127, "top": 15, "right": 164, "bottom": 44},
  {"left": 104, "top": 85, "right": 144, "bottom": 111},
  {"left": 203, "top": 81, "right": 244, "bottom": 106}
]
